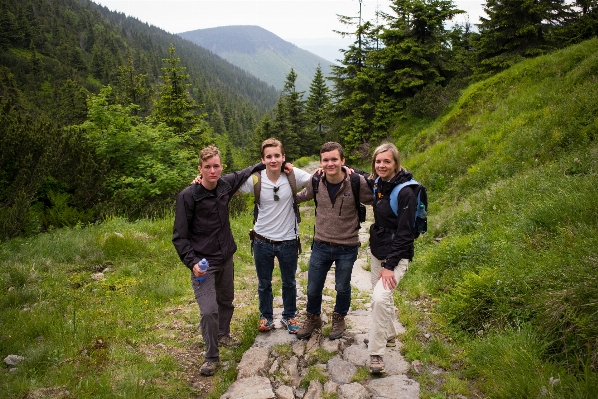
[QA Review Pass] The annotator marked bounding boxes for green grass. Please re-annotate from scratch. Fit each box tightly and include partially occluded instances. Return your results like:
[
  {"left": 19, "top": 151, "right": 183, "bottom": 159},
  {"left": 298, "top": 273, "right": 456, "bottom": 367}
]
[{"left": 392, "top": 38, "right": 598, "bottom": 398}]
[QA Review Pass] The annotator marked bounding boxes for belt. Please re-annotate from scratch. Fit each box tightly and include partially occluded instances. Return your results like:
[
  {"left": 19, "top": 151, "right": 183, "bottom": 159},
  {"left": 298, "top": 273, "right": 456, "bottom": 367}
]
[
  {"left": 253, "top": 231, "right": 284, "bottom": 244},
  {"left": 315, "top": 239, "right": 344, "bottom": 247}
]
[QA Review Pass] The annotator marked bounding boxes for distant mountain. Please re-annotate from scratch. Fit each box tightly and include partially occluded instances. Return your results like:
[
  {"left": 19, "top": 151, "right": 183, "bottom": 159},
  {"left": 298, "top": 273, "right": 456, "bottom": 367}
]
[
  {"left": 289, "top": 37, "right": 353, "bottom": 64},
  {"left": 179, "top": 26, "right": 335, "bottom": 93}
]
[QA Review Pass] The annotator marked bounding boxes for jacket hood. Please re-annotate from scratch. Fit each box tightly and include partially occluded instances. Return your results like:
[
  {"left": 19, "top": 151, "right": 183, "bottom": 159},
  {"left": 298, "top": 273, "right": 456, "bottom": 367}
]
[{"left": 389, "top": 169, "right": 414, "bottom": 185}]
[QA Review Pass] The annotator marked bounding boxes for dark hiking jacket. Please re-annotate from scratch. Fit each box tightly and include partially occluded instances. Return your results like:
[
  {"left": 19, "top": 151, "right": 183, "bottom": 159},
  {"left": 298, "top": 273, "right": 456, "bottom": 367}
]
[{"left": 172, "top": 162, "right": 265, "bottom": 269}]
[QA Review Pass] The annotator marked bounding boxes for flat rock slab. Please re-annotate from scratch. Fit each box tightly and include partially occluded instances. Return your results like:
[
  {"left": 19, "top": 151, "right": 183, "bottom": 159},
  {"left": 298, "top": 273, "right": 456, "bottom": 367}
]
[
  {"left": 351, "top": 258, "right": 373, "bottom": 292},
  {"left": 343, "top": 343, "right": 369, "bottom": 367},
  {"left": 383, "top": 348, "right": 411, "bottom": 376},
  {"left": 339, "top": 382, "right": 370, "bottom": 399},
  {"left": 220, "top": 376, "right": 275, "bottom": 399},
  {"left": 327, "top": 355, "right": 356, "bottom": 384},
  {"left": 237, "top": 347, "right": 270, "bottom": 378},
  {"left": 367, "top": 375, "right": 420, "bottom": 399}
]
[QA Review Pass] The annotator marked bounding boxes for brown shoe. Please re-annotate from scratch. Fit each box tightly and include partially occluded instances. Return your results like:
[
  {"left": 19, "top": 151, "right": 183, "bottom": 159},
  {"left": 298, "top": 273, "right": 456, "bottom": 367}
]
[
  {"left": 296, "top": 312, "right": 322, "bottom": 340},
  {"left": 369, "top": 355, "right": 385, "bottom": 374},
  {"left": 329, "top": 312, "right": 346, "bottom": 340},
  {"left": 218, "top": 334, "right": 241, "bottom": 348},
  {"left": 200, "top": 360, "right": 219, "bottom": 376}
]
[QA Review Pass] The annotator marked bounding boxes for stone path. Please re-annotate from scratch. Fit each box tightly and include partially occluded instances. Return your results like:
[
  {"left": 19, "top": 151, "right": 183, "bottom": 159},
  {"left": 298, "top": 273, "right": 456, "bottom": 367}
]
[{"left": 220, "top": 212, "right": 421, "bottom": 399}]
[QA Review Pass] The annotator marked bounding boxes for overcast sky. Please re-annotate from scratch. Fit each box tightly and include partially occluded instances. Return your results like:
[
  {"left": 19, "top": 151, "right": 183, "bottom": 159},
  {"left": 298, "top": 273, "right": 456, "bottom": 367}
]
[{"left": 95, "top": 0, "right": 486, "bottom": 42}]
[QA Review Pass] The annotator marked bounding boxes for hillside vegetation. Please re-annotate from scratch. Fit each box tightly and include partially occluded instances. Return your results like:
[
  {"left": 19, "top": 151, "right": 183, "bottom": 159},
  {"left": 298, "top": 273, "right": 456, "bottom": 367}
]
[
  {"left": 0, "top": 39, "right": 597, "bottom": 398},
  {"left": 394, "top": 38, "right": 598, "bottom": 397},
  {"left": 178, "top": 26, "right": 335, "bottom": 93}
]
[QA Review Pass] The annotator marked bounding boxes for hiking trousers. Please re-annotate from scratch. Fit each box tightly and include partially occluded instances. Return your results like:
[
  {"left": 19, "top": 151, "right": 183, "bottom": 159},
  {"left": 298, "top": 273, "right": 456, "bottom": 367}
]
[
  {"left": 368, "top": 255, "right": 408, "bottom": 356},
  {"left": 191, "top": 256, "right": 235, "bottom": 362}
]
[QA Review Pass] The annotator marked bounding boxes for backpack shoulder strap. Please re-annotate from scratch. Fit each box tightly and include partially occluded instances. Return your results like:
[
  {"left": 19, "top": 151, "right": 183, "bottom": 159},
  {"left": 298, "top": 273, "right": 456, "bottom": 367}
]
[
  {"left": 311, "top": 172, "right": 322, "bottom": 211},
  {"left": 350, "top": 173, "right": 361, "bottom": 211},
  {"left": 390, "top": 179, "right": 419, "bottom": 216},
  {"left": 252, "top": 172, "right": 261, "bottom": 224},
  {"left": 287, "top": 170, "right": 301, "bottom": 224}
]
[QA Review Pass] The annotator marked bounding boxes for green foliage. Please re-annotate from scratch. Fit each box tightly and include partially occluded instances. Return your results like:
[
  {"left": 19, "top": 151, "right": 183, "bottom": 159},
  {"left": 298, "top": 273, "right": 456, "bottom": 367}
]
[
  {"left": 77, "top": 86, "right": 197, "bottom": 215},
  {"left": 393, "top": 39, "right": 598, "bottom": 397}
]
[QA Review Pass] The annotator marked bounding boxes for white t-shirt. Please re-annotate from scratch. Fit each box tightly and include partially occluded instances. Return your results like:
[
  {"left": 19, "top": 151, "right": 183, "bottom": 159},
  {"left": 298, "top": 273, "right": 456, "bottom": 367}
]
[{"left": 238, "top": 168, "right": 311, "bottom": 241}]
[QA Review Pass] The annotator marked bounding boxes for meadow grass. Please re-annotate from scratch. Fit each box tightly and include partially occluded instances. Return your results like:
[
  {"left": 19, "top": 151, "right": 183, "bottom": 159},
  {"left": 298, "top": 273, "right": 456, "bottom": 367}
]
[{"left": 393, "top": 39, "right": 598, "bottom": 398}]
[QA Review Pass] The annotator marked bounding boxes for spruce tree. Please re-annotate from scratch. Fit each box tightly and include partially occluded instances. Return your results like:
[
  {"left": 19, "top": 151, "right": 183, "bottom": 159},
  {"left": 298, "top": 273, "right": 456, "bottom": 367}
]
[{"left": 306, "top": 65, "right": 332, "bottom": 147}]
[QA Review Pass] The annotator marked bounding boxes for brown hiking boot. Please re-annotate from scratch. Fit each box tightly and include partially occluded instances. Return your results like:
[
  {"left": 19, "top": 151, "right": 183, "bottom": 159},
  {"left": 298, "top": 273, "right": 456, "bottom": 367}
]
[
  {"left": 329, "top": 312, "right": 346, "bottom": 340},
  {"left": 218, "top": 334, "right": 241, "bottom": 348},
  {"left": 369, "top": 355, "right": 385, "bottom": 374},
  {"left": 200, "top": 360, "right": 219, "bottom": 376},
  {"left": 296, "top": 312, "right": 322, "bottom": 340}
]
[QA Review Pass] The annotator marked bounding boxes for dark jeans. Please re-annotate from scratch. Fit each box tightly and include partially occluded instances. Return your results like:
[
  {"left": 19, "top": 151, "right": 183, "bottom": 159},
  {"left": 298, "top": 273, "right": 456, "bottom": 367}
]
[
  {"left": 253, "top": 236, "right": 298, "bottom": 320},
  {"left": 191, "top": 256, "right": 234, "bottom": 362},
  {"left": 305, "top": 240, "right": 359, "bottom": 316}
]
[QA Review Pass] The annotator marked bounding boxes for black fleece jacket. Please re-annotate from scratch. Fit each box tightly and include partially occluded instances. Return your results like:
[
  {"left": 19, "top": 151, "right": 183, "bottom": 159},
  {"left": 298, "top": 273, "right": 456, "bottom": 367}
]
[{"left": 369, "top": 169, "right": 417, "bottom": 270}]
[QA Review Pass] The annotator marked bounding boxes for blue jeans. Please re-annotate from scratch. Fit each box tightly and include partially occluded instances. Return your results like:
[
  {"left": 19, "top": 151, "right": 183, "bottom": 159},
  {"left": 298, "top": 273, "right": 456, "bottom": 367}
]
[
  {"left": 253, "top": 236, "right": 298, "bottom": 320},
  {"left": 306, "top": 240, "right": 359, "bottom": 316}
]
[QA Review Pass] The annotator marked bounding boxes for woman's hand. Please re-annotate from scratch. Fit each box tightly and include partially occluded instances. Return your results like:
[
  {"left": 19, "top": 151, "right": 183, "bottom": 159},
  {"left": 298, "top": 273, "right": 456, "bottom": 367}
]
[{"left": 378, "top": 268, "right": 397, "bottom": 290}]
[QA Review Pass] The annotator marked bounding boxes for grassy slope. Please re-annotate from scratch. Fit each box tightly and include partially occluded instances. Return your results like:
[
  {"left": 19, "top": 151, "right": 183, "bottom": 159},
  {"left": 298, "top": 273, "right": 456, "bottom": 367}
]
[
  {"left": 394, "top": 39, "right": 598, "bottom": 397},
  {"left": 1, "top": 39, "right": 597, "bottom": 398}
]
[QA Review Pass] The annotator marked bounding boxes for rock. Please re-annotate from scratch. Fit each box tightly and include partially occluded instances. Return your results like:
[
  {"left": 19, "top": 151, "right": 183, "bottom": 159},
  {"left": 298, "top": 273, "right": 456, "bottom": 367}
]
[
  {"left": 327, "top": 355, "right": 356, "bottom": 384},
  {"left": 292, "top": 341, "right": 305, "bottom": 357},
  {"left": 282, "top": 356, "right": 301, "bottom": 387},
  {"left": 343, "top": 343, "right": 369, "bottom": 367},
  {"left": 383, "top": 349, "right": 411, "bottom": 376},
  {"left": 411, "top": 360, "right": 423, "bottom": 374},
  {"left": 220, "top": 376, "right": 275, "bottom": 399},
  {"left": 91, "top": 273, "right": 104, "bottom": 280},
  {"left": 306, "top": 333, "right": 320, "bottom": 354},
  {"left": 320, "top": 338, "right": 339, "bottom": 354},
  {"left": 4, "top": 354, "right": 24, "bottom": 367},
  {"left": 274, "top": 385, "right": 294, "bottom": 399},
  {"left": 269, "top": 359, "right": 279, "bottom": 376},
  {"left": 338, "top": 382, "right": 370, "bottom": 399},
  {"left": 238, "top": 347, "right": 270, "bottom": 378},
  {"left": 303, "top": 380, "right": 323, "bottom": 399},
  {"left": 323, "top": 380, "right": 338, "bottom": 394},
  {"left": 367, "top": 375, "right": 420, "bottom": 398}
]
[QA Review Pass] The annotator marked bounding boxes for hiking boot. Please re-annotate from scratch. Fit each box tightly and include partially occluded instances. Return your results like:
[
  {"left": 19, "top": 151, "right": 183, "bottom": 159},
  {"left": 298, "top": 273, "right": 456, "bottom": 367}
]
[
  {"left": 329, "top": 312, "right": 346, "bottom": 340},
  {"left": 258, "top": 317, "right": 275, "bottom": 332},
  {"left": 218, "top": 334, "right": 241, "bottom": 348},
  {"left": 364, "top": 336, "right": 397, "bottom": 347},
  {"left": 200, "top": 360, "right": 219, "bottom": 376},
  {"left": 280, "top": 317, "right": 300, "bottom": 334},
  {"left": 369, "top": 355, "right": 385, "bottom": 374},
  {"left": 296, "top": 312, "right": 322, "bottom": 340}
]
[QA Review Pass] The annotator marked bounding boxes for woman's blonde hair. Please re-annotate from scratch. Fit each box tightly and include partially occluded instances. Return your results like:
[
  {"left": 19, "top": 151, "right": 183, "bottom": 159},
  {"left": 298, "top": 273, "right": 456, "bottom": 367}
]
[{"left": 370, "top": 142, "right": 401, "bottom": 180}]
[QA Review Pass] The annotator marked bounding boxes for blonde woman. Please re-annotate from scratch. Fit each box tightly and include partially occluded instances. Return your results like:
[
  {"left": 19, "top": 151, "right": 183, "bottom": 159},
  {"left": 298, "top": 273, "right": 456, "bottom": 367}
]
[{"left": 367, "top": 143, "right": 422, "bottom": 374}]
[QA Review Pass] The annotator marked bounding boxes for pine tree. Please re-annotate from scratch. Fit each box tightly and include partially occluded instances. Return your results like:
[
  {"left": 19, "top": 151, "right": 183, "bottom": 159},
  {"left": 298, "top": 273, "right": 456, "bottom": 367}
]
[
  {"left": 306, "top": 65, "right": 332, "bottom": 147},
  {"left": 153, "top": 44, "right": 199, "bottom": 135},
  {"left": 476, "top": 0, "right": 570, "bottom": 73},
  {"left": 273, "top": 69, "right": 306, "bottom": 160}
]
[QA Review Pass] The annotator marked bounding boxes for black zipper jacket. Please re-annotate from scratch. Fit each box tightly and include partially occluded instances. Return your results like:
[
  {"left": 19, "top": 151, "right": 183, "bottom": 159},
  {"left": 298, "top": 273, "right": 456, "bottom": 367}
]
[
  {"left": 172, "top": 162, "right": 265, "bottom": 269},
  {"left": 369, "top": 169, "right": 417, "bottom": 270}
]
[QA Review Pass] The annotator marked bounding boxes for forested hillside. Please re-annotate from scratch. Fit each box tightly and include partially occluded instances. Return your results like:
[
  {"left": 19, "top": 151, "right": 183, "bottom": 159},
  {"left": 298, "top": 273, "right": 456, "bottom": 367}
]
[
  {"left": 178, "top": 25, "right": 335, "bottom": 93},
  {"left": 0, "top": 0, "right": 279, "bottom": 240}
]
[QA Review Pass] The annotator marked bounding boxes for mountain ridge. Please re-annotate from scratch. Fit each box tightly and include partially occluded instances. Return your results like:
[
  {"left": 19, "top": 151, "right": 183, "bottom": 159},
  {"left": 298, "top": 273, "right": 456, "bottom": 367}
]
[{"left": 179, "top": 25, "right": 335, "bottom": 92}]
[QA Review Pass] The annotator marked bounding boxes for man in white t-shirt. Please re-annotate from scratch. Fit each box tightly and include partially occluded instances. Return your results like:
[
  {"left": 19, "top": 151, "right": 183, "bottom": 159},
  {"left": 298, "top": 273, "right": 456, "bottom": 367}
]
[{"left": 237, "top": 138, "right": 311, "bottom": 333}]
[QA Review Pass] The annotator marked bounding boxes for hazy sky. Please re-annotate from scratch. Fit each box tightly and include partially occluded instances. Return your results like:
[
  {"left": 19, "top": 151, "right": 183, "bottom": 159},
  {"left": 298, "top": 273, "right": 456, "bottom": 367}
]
[{"left": 96, "top": 0, "right": 486, "bottom": 42}]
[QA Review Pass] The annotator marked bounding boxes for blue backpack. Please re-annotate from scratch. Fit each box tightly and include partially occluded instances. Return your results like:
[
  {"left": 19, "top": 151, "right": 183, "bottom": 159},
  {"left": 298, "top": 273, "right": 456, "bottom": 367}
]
[{"left": 373, "top": 177, "right": 428, "bottom": 237}]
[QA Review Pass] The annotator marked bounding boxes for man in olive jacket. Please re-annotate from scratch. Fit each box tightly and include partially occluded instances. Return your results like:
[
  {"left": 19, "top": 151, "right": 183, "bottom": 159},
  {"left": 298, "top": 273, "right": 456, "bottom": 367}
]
[{"left": 172, "top": 145, "right": 265, "bottom": 376}]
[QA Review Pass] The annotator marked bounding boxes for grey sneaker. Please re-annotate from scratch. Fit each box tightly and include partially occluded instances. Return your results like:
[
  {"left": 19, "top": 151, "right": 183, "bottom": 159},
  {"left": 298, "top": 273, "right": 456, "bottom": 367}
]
[
  {"left": 218, "top": 334, "right": 241, "bottom": 348},
  {"left": 200, "top": 360, "right": 219, "bottom": 376},
  {"left": 369, "top": 355, "right": 385, "bottom": 374},
  {"left": 296, "top": 312, "right": 322, "bottom": 340},
  {"left": 364, "top": 336, "right": 396, "bottom": 347},
  {"left": 329, "top": 312, "right": 346, "bottom": 340}
]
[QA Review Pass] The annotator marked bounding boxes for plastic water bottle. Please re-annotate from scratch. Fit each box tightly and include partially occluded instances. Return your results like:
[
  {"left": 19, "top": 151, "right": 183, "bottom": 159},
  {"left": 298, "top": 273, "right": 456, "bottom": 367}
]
[
  {"left": 196, "top": 258, "right": 209, "bottom": 282},
  {"left": 415, "top": 203, "right": 427, "bottom": 233}
]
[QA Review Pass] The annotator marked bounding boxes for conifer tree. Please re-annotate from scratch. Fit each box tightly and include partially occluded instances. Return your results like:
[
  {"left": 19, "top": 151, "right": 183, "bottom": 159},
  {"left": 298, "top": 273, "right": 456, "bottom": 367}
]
[
  {"left": 153, "top": 44, "right": 199, "bottom": 135},
  {"left": 306, "top": 65, "right": 332, "bottom": 145},
  {"left": 273, "top": 69, "right": 306, "bottom": 160}
]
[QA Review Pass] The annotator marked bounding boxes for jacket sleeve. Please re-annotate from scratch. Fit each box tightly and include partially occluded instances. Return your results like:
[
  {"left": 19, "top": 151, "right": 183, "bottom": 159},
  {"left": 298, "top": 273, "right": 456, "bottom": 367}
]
[
  {"left": 222, "top": 162, "right": 266, "bottom": 194},
  {"left": 172, "top": 188, "right": 199, "bottom": 270},
  {"left": 384, "top": 186, "right": 417, "bottom": 269},
  {"left": 296, "top": 176, "right": 315, "bottom": 203},
  {"left": 358, "top": 175, "right": 374, "bottom": 205}
]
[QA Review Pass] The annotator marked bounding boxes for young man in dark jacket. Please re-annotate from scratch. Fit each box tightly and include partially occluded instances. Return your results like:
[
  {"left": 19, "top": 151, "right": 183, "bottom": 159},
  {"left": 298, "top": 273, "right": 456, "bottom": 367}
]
[{"left": 172, "top": 145, "right": 265, "bottom": 376}]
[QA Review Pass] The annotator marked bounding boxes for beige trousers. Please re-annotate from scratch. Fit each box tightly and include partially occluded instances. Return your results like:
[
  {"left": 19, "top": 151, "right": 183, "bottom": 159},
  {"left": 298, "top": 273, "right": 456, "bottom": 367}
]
[{"left": 368, "top": 254, "right": 409, "bottom": 356}]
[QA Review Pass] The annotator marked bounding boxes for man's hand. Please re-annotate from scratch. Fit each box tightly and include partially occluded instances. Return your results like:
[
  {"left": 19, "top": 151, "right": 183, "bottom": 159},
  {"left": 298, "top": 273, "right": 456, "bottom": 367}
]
[
  {"left": 192, "top": 263, "right": 207, "bottom": 279},
  {"left": 282, "top": 161, "right": 294, "bottom": 174},
  {"left": 191, "top": 175, "right": 202, "bottom": 185},
  {"left": 378, "top": 268, "right": 397, "bottom": 290}
]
